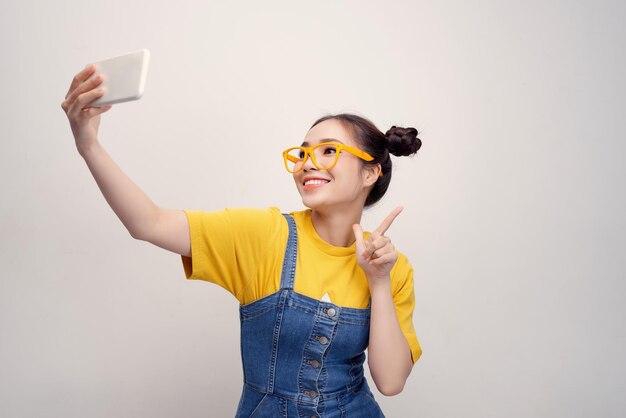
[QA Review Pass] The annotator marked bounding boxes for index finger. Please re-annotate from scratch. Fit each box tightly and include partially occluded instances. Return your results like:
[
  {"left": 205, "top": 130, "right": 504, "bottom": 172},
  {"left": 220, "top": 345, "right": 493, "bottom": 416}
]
[
  {"left": 65, "top": 64, "right": 96, "bottom": 99},
  {"left": 373, "top": 206, "right": 404, "bottom": 236}
]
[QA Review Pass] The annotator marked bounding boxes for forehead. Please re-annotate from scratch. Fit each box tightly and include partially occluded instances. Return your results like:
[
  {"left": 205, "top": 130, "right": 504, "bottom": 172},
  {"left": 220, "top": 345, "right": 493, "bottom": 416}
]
[{"left": 302, "top": 119, "right": 357, "bottom": 147}]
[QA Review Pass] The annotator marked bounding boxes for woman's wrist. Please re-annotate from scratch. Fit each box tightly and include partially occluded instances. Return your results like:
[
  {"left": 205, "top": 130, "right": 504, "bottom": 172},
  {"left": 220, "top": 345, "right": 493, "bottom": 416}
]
[
  {"left": 77, "top": 139, "right": 101, "bottom": 159},
  {"left": 367, "top": 275, "right": 392, "bottom": 295}
]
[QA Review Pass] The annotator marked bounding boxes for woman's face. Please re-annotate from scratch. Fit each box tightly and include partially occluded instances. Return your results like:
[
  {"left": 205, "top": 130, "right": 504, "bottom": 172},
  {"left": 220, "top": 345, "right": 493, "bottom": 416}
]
[{"left": 292, "top": 119, "right": 378, "bottom": 211}]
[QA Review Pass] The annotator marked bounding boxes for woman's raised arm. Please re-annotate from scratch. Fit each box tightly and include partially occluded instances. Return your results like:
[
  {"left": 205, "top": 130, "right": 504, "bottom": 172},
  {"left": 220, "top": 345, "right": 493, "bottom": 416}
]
[{"left": 61, "top": 64, "right": 190, "bottom": 257}]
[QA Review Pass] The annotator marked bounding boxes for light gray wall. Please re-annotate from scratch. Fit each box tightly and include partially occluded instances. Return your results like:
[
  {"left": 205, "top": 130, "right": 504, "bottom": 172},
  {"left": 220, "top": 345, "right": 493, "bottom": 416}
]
[{"left": 1, "top": 0, "right": 624, "bottom": 417}]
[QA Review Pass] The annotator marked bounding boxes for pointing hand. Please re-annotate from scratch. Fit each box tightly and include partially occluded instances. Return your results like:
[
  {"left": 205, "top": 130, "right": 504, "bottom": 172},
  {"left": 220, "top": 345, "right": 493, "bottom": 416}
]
[{"left": 353, "top": 206, "right": 403, "bottom": 281}]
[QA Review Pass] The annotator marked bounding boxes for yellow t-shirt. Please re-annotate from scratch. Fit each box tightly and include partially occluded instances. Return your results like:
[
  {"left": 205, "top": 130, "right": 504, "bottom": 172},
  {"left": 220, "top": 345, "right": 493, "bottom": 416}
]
[{"left": 181, "top": 206, "right": 422, "bottom": 364}]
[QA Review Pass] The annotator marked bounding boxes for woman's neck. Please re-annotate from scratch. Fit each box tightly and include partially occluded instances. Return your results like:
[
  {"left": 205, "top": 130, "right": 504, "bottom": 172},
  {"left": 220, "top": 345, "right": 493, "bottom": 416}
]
[{"left": 310, "top": 206, "right": 363, "bottom": 247}]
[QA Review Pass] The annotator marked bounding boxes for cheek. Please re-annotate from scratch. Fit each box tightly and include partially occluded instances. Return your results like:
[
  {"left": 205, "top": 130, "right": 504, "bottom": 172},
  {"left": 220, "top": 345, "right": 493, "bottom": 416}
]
[
  {"left": 331, "top": 166, "right": 363, "bottom": 191},
  {"left": 292, "top": 175, "right": 302, "bottom": 190}
]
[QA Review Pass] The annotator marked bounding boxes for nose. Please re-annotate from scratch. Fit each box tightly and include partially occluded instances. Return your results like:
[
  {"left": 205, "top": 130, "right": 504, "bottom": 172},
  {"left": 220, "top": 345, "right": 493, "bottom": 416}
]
[{"left": 302, "top": 154, "right": 318, "bottom": 172}]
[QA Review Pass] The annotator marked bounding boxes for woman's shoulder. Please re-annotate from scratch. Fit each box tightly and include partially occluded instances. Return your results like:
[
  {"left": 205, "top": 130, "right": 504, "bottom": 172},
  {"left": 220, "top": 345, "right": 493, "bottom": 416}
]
[
  {"left": 224, "top": 206, "right": 290, "bottom": 231},
  {"left": 390, "top": 251, "right": 415, "bottom": 288},
  {"left": 184, "top": 206, "right": 290, "bottom": 236},
  {"left": 394, "top": 250, "right": 412, "bottom": 267},
  {"left": 285, "top": 207, "right": 311, "bottom": 218},
  {"left": 189, "top": 206, "right": 285, "bottom": 219},
  {"left": 222, "top": 206, "right": 307, "bottom": 220}
]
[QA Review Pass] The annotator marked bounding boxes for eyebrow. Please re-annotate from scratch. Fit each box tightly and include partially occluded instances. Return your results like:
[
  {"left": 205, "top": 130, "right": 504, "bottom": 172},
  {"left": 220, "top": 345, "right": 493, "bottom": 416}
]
[{"left": 300, "top": 138, "right": 345, "bottom": 147}]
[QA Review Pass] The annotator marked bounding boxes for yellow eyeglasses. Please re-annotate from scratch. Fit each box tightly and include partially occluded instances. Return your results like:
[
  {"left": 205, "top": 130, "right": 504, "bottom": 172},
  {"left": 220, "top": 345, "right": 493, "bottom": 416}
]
[{"left": 282, "top": 141, "right": 382, "bottom": 176}]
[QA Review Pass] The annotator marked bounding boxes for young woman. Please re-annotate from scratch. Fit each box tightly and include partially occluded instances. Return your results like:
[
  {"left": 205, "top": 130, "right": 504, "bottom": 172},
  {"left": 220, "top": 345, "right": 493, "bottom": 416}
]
[{"left": 62, "top": 64, "right": 423, "bottom": 417}]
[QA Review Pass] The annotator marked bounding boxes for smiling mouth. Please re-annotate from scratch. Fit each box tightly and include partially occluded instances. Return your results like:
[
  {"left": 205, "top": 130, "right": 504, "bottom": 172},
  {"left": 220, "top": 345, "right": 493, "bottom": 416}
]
[
  {"left": 303, "top": 179, "right": 330, "bottom": 190},
  {"left": 304, "top": 179, "right": 330, "bottom": 186}
]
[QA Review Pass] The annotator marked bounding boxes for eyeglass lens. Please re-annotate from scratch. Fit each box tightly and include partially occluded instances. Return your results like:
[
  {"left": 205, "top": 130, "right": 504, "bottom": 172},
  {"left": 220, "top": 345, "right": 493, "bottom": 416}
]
[{"left": 286, "top": 144, "right": 339, "bottom": 172}]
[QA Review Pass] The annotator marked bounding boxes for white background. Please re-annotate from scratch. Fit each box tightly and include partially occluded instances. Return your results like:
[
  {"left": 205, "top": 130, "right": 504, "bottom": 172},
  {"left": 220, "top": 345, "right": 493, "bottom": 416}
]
[{"left": 1, "top": 1, "right": 624, "bottom": 417}]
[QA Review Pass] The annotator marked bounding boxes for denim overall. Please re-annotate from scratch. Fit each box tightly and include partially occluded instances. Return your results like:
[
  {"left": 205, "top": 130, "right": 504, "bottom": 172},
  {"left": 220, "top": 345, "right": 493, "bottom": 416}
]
[{"left": 236, "top": 214, "right": 385, "bottom": 417}]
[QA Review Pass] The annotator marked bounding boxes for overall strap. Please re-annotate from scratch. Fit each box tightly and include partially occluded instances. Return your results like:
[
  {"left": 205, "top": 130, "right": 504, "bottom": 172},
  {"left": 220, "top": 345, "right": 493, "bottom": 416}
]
[{"left": 279, "top": 213, "right": 298, "bottom": 290}]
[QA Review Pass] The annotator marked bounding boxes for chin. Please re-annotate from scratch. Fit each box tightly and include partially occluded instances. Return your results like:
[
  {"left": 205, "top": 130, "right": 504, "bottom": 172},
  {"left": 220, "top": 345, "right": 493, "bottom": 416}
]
[
  {"left": 301, "top": 196, "right": 324, "bottom": 210},
  {"left": 299, "top": 191, "right": 332, "bottom": 210}
]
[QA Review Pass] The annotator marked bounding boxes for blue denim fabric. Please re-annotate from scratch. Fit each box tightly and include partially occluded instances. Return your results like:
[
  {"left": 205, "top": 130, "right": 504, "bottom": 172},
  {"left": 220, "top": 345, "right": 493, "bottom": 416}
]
[{"left": 235, "top": 214, "right": 385, "bottom": 418}]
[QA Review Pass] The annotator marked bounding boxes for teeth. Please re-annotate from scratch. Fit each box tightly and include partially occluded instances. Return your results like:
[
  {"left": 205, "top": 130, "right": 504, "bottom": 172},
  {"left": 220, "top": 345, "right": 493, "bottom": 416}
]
[{"left": 304, "top": 179, "right": 329, "bottom": 186}]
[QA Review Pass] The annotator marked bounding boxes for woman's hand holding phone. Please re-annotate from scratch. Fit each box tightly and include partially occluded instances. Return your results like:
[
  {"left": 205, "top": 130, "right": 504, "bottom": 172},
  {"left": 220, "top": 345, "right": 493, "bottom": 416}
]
[{"left": 60, "top": 64, "right": 112, "bottom": 155}]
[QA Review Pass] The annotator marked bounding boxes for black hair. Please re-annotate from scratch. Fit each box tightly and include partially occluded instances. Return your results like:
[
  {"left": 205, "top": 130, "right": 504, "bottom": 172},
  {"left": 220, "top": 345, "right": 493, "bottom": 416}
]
[{"left": 310, "top": 113, "right": 422, "bottom": 207}]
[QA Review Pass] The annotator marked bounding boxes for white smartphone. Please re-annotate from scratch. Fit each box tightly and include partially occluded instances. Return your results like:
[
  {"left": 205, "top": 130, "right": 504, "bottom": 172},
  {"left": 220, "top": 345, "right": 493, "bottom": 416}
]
[{"left": 87, "top": 49, "right": 150, "bottom": 106}]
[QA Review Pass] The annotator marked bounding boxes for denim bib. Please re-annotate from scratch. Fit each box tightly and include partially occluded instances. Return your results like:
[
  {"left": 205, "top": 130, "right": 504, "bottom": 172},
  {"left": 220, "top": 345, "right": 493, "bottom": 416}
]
[{"left": 236, "top": 214, "right": 385, "bottom": 417}]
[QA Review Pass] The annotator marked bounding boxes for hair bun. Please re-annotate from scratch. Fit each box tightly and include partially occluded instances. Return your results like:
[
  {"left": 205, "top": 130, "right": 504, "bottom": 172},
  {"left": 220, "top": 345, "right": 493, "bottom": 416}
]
[{"left": 385, "top": 126, "right": 421, "bottom": 157}]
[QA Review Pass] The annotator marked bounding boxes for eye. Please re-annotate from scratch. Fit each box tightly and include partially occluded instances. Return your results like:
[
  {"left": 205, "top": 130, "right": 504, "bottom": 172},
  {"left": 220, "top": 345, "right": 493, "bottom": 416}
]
[
  {"left": 298, "top": 150, "right": 305, "bottom": 159},
  {"left": 322, "top": 145, "right": 337, "bottom": 155}
]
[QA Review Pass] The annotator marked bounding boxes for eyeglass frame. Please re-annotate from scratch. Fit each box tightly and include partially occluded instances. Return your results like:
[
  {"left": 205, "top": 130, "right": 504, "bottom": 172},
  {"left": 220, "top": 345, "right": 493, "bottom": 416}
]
[{"left": 282, "top": 141, "right": 382, "bottom": 176}]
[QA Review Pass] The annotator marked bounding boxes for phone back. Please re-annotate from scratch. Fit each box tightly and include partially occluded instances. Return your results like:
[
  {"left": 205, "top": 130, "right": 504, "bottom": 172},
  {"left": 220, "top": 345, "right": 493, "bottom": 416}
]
[{"left": 89, "top": 49, "right": 150, "bottom": 106}]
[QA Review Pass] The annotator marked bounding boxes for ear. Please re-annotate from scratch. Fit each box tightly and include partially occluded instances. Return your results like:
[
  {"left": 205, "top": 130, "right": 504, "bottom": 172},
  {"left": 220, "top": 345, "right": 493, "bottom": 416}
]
[{"left": 362, "top": 163, "right": 381, "bottom": 187}]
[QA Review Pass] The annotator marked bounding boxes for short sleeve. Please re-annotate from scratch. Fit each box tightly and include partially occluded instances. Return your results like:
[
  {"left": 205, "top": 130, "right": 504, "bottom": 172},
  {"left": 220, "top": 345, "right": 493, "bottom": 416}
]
[
  {"left": 181, "top": 206, "right": 283, "bottom": 301},
  {"left": 391, "top": 255, "right": 423, "bottom": 364}
]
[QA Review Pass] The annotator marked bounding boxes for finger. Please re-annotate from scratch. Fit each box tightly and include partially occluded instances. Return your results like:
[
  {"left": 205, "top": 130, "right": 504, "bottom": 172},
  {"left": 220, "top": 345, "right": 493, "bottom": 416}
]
[
  {"left": 65, "top": 64, "right": 97, "bottom": 99},
  {"left": 369, "top": 243, "right": 395, "bottom": 261},
  {"left": 85, "top": 104, "right": 113, "bottom": 117},
  {"left": 65, "top": 71, "right": 104, "bottom": 110},
  {"left": 361, "top": 236, "right": 390, "bottom": 260},
  {"left": 368, "top": 252, "right": 397, "bottom": 265},
  {"left": 369, "top": 244, "right": 394, "bottom": 260},
  {"left": 352, "top": 224, "right": 365, "bottom": 249},
  {"left": 373, "top": 206, "right": 404, "bottom": 237},
  {"left": 66, "top": 73, "right": 104, "bottom": 109},
  {"left": 68, "top": 87, "right": 106, "bottom": 116}
]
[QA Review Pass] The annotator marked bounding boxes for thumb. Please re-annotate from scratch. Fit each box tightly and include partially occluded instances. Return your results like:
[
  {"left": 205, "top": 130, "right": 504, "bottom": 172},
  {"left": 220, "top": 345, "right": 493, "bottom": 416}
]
[{"left": 352, "top": 224, "right": 364, "bottom": 250}]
